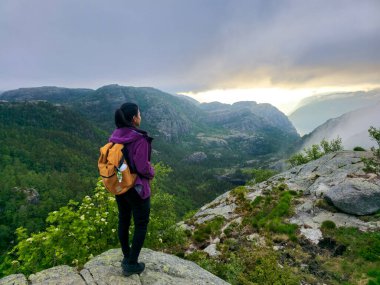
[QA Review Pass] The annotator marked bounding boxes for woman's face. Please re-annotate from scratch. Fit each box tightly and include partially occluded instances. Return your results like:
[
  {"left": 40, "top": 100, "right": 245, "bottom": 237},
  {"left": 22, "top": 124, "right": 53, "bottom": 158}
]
[{"left": 133, "top": 110, "right": 141, "bottom": 127}]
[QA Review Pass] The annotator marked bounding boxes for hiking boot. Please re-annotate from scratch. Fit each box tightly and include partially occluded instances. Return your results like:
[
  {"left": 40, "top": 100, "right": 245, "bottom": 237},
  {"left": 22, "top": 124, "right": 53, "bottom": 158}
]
[
  {"left": 121, "top": 257, "right": 129, "bottom": 271},
  {"left": 123, "top": 262, "right": 145, "bottom": 276}
]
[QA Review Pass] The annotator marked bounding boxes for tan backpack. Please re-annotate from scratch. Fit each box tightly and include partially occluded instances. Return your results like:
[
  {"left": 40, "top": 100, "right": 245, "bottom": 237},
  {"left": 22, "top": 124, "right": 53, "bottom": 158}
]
[{"left": 98, "top": 142, "right": 137, "bottom": 195}]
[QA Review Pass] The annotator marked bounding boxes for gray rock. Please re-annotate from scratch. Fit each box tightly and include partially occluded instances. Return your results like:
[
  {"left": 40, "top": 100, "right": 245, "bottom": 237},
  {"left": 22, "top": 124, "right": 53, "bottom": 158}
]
[
  {"left": 0, "top": 274, "right": 28, "bottom": 285},
  {"left": 193, "top": 193, "right": 238, "bottom": 225},
  {"left": 139, "top": 248, "right": 229, "bottom": 285},
  {"left": 28, "top": 265, "right": 85, "bottom": 285},
  {"left": 300, "top": 228, "right": 323, "bottom": 244},
  {"left": 0, "top": 248, "right": 229, "bottom": 285},
  {"left": 204, "top": 244, "right": 221, "bottom": 257},
  {"left": 325, "top": 178, "right": 380, "bottom": 215},
  {"left": 185, "top": 152, "right": 208, "bottom": 163}
]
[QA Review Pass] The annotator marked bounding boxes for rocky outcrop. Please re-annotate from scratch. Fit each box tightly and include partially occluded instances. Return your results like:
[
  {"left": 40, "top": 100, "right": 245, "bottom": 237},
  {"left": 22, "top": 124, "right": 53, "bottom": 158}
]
[
  {"left": 185, "top": 152, "right": 208, "bottom": 163},
  {"left": 183, "top": 151, "right": 380, "bottom": 250},
  {"left": 0, "top": 248, "right": 229, "bottom": 285},
  {"left": 14, "top": 187, "right": 40, "bottom": 204}
]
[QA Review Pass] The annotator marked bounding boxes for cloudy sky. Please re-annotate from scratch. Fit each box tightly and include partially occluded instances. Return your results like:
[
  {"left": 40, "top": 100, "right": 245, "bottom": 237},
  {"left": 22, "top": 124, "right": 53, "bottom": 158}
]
[{"left": 1, "top": 0, "right": 379, "bottom": 112}]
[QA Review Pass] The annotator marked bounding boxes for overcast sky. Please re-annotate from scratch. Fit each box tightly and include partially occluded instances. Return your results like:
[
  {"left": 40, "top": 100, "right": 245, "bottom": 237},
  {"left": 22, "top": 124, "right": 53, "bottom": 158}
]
[{"left": 1, "top": 0, "right": 379, "bottom": 107}]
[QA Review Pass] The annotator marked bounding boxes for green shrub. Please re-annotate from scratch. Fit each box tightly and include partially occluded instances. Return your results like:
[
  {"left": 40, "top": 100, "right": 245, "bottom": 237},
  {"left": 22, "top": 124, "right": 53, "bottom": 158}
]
[
  {"left": 353, "top": 146, "right": 366, "bottom": 151},
  {"left": 251, "top": 191, "right": 297, "bottom": 238},
  {"left": 187, "top": 247, "right": 300, "bottom": 285},
  {"left": 326, "top": 227, "right": 380, "bottom": 262},
  {"left": 288, "top": 137, "right": 343, "bottom": 167},
  {"left": 193, "top": 216, "right": 225, "bottom": 243},
  {"left": 231, "top": 186, "right": 248, "bottom": 201},
  {"left": 362, "top": 126, "right": 380, "bottom": 175},
  {"left": 0, "top": 163, "right": 185, "bottom": 276},
  {"left": 321, "top": 220, "right": 336, "bottom": 230},
  {"left": 367, "top": 269, "right": 380, "bottom": 285}
]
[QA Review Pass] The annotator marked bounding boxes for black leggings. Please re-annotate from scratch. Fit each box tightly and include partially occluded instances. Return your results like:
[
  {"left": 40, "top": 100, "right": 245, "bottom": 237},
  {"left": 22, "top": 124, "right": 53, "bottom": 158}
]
[{"left": 115, "top": 188, "right": 150, "bottom": 264}]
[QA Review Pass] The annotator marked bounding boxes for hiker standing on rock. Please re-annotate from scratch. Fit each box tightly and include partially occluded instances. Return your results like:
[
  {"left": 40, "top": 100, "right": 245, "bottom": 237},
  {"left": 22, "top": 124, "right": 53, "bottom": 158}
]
[{"left": 108, "top": 102, "right": 154, "bottom": 276}]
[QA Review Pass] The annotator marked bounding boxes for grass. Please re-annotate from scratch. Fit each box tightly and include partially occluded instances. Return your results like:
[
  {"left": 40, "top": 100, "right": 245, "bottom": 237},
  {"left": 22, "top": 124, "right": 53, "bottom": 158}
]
[
  {"left": 318, "top": 226, "right": 380, "bottom": 284},
  {"left": 192, "top": 216, "right": 225, "bottom": 243}
]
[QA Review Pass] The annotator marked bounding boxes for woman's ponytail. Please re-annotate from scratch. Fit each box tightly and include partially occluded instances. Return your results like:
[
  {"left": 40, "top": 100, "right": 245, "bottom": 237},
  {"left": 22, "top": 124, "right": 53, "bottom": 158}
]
[{"left": 114, "top": 103, "right": 139, "bottom": 128}]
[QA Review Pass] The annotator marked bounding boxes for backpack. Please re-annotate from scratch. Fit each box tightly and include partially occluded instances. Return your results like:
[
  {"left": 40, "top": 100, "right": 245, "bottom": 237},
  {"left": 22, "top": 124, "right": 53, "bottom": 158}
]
[{"left": 98, "top": 142, "right": 137, "bottom": 195}]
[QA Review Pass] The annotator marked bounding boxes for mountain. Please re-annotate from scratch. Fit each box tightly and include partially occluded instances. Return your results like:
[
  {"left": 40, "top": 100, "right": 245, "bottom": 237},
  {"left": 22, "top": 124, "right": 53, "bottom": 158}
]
[
  {"left": 0, "top": 84, "right": 300, "bottom": 158},
  {"left": 289, "top": 89, "right": 380, "bottom": 135},
  {"left": 180, "top": 151, "right": 380, "bottom": 284},
  {"left": 0, "top": 85, "right": 300, "bottom": 260},
  {"left": 301, "top": 103, "right": 380, "bottom": 150}
]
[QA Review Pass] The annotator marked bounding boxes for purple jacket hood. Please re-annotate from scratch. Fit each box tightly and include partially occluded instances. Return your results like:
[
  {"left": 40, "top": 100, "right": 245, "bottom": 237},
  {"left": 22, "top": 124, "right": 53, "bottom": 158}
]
[{"left": 109, "top": 126, "right": 153, "bottom": 145}]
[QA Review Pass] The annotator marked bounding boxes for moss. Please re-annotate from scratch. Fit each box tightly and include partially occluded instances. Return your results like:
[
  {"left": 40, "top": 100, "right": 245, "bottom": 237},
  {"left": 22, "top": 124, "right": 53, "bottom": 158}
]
[
  {"left": 358, "top": 210, "right": 380, "bottom": 222},
  {"left": 321, "top": 220, "right": 336, "bottom": 230},
  {"left": 367, "top": 269, "right": 380, "bottom": 285},
  {"left": 277, "top": 183, "right": 289, "bottom": 191},
  {"left": 315, "top": 199, "right": 339, "bottom": 213},
  {"left": 223, "top": 222, "right": 239, "bottom": 237},
  {"left": 192, "top": 216, "right": 225, "bottom": 243},
  {"left": 250, "top": 196, "right": 263, "bottom": 208},
  {"left": 249, "top": 190, "right": 298, "bottom": 241},
  {"left": 231, "top": 186, "right": 249, "bottom": 201}
]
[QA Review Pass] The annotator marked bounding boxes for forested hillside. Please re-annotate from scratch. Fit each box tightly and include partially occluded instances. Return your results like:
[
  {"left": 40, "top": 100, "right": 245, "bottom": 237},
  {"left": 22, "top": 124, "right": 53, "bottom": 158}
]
[
  {"left": 0, "top": 85, "right": 300, "bottom": 265},
  {"left": 0, "top": 102, "right": 105, "bottom": 256}
]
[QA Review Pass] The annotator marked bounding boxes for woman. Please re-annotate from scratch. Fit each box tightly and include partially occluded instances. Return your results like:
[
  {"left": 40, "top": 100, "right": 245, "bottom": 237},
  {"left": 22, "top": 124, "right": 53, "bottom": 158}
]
[{"left": 109, "top": 102, "right": 154, "bottom": 276}]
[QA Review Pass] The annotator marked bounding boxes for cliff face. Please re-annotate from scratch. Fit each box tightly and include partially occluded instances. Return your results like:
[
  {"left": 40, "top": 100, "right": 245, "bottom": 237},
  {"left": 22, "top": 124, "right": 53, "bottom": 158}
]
[{"left": 0, "top": 248, "right": 229, "bottom": 285}]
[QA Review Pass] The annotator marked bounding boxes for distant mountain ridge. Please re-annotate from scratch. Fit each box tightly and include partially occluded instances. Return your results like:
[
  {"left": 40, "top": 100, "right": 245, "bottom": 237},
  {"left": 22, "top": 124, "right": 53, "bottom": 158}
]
[
  {"left": 289, "top": 89, "right": 380, "bottom": 135},
  {"left": 1, "top": 84, "right": 299, "bottom": 156},
  {"left": 302, "top": 102, "right": 380, "bottom": 150}
]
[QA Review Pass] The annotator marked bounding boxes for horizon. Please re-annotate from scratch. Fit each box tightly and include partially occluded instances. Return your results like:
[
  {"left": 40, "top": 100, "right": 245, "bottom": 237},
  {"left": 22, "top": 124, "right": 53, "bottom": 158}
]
[{"left": 1, "top": 83, "right": 379, "bottom": 115}]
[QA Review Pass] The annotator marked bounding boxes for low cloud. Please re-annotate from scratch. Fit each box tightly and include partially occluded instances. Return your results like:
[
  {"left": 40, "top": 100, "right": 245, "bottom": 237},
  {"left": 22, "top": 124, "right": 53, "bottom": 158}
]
[{"left": 0, "top": 0, "right": 379, "bottom": 92}]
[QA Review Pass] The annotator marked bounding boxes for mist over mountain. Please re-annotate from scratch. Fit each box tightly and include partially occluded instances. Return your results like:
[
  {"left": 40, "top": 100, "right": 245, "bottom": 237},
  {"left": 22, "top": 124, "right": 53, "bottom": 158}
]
[
  {"left": 302, "top": 103, "right": 380, "bottom": 150},
  {"left": 289, "top": 89, "right": 380, "bottom": 135}
]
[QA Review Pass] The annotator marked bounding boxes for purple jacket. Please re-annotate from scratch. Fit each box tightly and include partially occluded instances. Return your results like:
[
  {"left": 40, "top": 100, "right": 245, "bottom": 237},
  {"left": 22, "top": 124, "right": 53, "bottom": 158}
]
[{"left": 109, "top": 126, "right": 154, "bottom": 199}]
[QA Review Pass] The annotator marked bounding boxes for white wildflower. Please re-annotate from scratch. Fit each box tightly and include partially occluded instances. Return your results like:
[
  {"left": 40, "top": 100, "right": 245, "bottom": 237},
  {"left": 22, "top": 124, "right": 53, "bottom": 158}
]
[{"left": 80, "top": 215, "right": 85, "bottom": 220}]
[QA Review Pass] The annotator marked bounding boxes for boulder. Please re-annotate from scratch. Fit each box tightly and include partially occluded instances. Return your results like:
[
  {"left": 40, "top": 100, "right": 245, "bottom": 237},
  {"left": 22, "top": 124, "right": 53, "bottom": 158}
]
[
  {"left": 0, "top": 248, "right": 229, "bottom": 285},
  {"left": 0, "top": 274, "right": 28, "bottom": 285},
  {"left": 325, "top": 178, "right": 380, "bottom": 215}
]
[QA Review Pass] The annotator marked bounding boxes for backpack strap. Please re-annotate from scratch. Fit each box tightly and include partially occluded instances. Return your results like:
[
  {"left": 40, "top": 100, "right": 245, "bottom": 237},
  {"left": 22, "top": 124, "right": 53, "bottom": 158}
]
[{"left": 121, "top": 143, "right": 137, "bottom": 174}]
